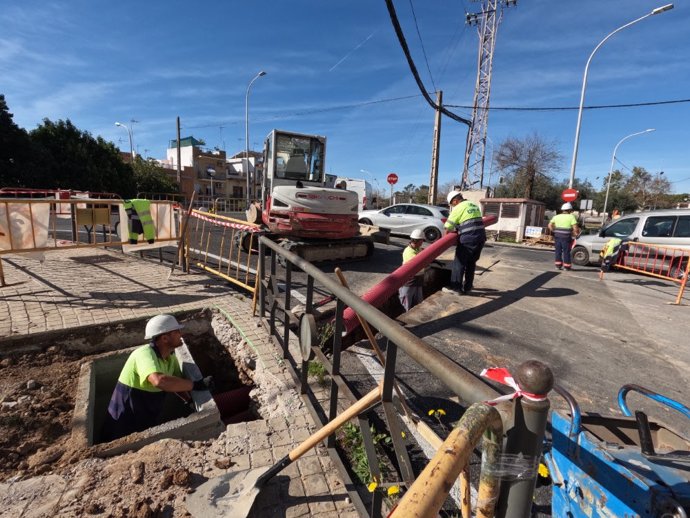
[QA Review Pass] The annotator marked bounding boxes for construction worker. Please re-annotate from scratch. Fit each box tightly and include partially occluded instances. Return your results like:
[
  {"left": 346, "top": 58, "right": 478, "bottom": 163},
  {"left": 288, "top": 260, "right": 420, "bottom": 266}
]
[
  {"left": 101, "top": 314, "right": 213, "bottom": 442},
  {"left": 398, "top": 229, "right": 426, "bottom": 311},
  {"left": 599, "top": 237, "right": 626, "bottom": 280},
  {"left": 548, "top": 202, "right": 580, "bottom": 271},
  {"left": 442, "top": 191, "right": 486, "bottom": 295}
]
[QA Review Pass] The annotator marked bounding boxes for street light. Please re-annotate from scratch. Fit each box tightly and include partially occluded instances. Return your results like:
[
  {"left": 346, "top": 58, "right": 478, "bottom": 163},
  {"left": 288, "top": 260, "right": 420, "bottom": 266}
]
[
  {"left": 114, "top": 121, "right": 135, "bottom": 162},
  {"left": 245, "top": 70, "right": 267, "bottom": 206},
  {"left": 602, "top": 128, "right": 655, "bottom": 221},
  {"left": 567, "top": 3, "right": 673, "bottom": 188}
]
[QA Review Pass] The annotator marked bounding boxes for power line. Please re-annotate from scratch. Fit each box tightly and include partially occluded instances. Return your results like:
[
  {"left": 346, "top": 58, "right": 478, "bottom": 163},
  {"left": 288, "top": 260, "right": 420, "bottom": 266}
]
[
  {"left": 182, "top": 95, "right": 690, "bottom": 130},
  {"left": 408, "top": 0, "right": 436, "bottom": 92},
  {"left": 384, "top": 0, "right": 471, "bottom": 126},
  {"left": 446, "top": 98, "right": 690, "bottom": 111}
]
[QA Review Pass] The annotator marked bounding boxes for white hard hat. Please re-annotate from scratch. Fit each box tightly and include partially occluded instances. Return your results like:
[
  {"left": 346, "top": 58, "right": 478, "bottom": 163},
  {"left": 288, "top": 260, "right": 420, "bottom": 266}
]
[
  {"left": 145, "top": 314, "right": 183, "bottom": 340},
  {"left": 410, "top": 229, "right": 425, "bottom": 240},
  {"left": 447, "top": 190, "right": 463, "bottom": 204},
  {"left": 561, "top": 202, "right": 573, "bottom": 211}
]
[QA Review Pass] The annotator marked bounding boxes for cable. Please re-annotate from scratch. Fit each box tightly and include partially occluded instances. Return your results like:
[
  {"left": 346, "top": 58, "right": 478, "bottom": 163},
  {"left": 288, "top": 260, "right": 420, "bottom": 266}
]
[
  {"left": 183, "top": 95, "right": 690, "bottom": 130},
  {"left": 445, "top": 98, "right": 690, "bottom": 111},
  {"left": 384, "top": 0, "right": 471, "bottom": 126},
  {"left": 408, "top": 0, "right": 436, "bottom": 92}
]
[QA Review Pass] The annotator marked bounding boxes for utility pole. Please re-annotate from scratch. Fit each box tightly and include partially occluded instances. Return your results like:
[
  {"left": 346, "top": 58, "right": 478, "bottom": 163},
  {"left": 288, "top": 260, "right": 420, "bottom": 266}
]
[
  {"left": 176, "top": 116, "right": 182, "bottom": 184},
  {"left": 428, "top": 90, "right": 442, "bottom": 205},
  {"left": 461, "top": 0, "right": 516, "bottom": 190}
]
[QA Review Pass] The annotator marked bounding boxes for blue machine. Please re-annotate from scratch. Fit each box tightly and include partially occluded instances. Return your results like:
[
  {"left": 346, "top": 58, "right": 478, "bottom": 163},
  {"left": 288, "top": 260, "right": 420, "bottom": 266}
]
[{"left": 545, "top": 384, "right": 690, "bottom": 517}]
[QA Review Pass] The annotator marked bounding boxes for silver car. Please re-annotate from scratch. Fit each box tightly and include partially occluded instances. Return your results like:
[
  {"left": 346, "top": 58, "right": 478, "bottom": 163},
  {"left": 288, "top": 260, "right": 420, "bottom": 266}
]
[
  {"left": 572, "top": 209, "right": 690, "bottom": 266},
  {"left": 358, "top": 203, "right": 449, "bottom": 242}
]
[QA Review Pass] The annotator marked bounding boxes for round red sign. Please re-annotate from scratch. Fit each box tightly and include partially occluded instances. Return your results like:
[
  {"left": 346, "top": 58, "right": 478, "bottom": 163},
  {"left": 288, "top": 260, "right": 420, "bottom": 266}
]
[
  {"left": 387, "top": 173, "right": 398, "bottom": 185},
  {"left": 561, "top": 188, "right": 578, "bottom": 202}
]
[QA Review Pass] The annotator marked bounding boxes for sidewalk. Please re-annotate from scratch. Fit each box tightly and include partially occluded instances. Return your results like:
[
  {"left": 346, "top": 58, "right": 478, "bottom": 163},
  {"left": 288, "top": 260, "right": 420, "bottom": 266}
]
[{"left": 0, "top": 248, "right": 358, "bottom": 517}]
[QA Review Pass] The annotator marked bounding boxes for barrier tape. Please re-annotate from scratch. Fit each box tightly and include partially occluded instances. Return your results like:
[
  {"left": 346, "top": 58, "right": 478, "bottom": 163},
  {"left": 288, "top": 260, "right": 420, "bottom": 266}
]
[
  {"left": 481, "top": 367, "right": 547, "bottom": 405},
  {"left": 190, "top": 211, "right": 262, "bottom": 233}
]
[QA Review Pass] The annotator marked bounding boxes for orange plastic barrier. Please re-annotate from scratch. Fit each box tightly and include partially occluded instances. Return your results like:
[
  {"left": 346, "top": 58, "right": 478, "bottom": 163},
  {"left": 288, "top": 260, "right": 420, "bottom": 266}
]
[{"left": 615, "top": 242, "right": 690, "bottom": 305}]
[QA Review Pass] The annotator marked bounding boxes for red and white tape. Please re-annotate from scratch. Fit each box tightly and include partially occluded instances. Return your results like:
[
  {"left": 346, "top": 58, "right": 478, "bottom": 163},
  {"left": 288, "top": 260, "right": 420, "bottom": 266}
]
[
  {"left": 191, "top": 212, "right": 262, "bottom": 233},
  {"left": 480, "top": 367, "right": 547, "bottom": 406}
]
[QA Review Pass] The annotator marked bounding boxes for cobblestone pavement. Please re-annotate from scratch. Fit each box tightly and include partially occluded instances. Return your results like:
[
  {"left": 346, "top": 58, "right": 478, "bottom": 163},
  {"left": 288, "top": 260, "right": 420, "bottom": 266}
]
[{"left": 0, "top": 247, "right": 359, "bottom": 517}]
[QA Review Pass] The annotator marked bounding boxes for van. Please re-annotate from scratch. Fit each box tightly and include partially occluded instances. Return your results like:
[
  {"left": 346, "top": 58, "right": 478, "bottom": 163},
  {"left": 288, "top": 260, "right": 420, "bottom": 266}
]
[
  {"left": 572, "top": 209, "right": 690, "bottom": 265},
  {"left": 335, "top": 177, "right": 373, "bottom": 212}
]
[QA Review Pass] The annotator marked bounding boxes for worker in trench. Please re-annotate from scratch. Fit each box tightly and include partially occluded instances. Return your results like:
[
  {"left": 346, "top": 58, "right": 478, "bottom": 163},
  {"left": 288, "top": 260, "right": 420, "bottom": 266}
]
[
  {"left": 101, "top": 314, "right": 214, "bottom": 442},
  {"left": 398, "top": 229, "right": 426, "bottom": 311}
]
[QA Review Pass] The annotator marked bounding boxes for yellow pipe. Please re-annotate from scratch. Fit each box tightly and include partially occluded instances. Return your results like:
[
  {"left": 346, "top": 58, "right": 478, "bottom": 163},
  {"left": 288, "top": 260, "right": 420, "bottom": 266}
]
[{"left": 392, "top": 403, "right": 502, "bottom": 518}]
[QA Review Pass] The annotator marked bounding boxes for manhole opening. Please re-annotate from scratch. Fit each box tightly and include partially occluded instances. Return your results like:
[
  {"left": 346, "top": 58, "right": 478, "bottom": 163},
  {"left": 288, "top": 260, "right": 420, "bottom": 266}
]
[{"left": 76, "top": 309, "right": 260, "bottom": 450}]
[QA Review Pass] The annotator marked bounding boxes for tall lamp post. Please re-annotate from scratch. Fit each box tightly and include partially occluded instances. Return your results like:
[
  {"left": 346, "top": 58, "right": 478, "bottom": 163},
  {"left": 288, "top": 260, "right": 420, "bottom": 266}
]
[
  {"left": 567, "top": 3, "right": 673, "bottom": 188},
  {"left": 115, "top": 121, "right": 135, "bottom": 162},
  {"left": 602, "top": 129, "right": 655, "bottom": 222},
  {"left": 245, "top": 70, "right": 267, "bottom": 206}
]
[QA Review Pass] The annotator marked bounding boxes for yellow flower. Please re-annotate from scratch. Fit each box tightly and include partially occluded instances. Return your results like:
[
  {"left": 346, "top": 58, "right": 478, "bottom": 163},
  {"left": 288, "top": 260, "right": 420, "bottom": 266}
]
[
  {"left": 437, "top": 409, "right": 446, "bottom": 416},
  {"left": 538, "top": 463, "right": 550, "bottom": 478},
  {"left": 428, "top": 409, "right": 434, "bottom": 416},
  {"left": 387, "top": 485, "right": 400, "bottom": 496},
  {"left": 368, "top": 481, "right": 378, "bottom": 493},
  {"left": 401, "top": 431, "right": 406, "bottom": 438}
]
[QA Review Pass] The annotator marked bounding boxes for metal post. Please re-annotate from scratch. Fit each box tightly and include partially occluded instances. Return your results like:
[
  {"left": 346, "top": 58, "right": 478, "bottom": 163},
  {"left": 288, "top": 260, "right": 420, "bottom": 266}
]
[
  {"left": 497, "top": 361, "right": 554, "bottom": 518},
  {"left": 245, "top": 71, "right": 267, "bottom": 205},
  {"left": 603, "top": 129, "right": 655, "bottom": 221}
]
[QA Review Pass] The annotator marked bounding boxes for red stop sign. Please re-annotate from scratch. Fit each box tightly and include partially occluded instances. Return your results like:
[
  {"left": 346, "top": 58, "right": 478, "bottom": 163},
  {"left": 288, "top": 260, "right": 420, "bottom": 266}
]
[
  {"left": 561, "top": 188, "right": 578, "bottom": 202},
  {"left": 387, "top": 173, "right": 398, "bottom": 185}
]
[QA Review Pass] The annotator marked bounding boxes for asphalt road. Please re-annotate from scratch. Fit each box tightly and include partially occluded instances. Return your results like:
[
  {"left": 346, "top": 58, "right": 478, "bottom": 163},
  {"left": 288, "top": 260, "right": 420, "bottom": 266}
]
[{"left": 337, "top": 239, "right": 689, "bottom": 434}]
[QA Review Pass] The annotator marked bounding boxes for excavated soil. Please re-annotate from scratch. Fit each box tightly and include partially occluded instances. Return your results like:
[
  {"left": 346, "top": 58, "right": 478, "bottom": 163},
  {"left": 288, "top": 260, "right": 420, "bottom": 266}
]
[{"left": 0, "top": 313, "right": 303, "bottom": 517}]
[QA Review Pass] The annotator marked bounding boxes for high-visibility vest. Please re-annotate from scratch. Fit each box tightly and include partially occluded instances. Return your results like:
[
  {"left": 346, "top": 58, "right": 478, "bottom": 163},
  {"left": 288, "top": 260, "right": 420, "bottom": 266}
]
[
  {"left": 445, "top": 200, "right": 485, "bottom": 243},
  {"left": 550, "top": 213, "right": 578, "bottom": 240},
  {"left": 601, "top": 238, "right": 622, "bottom": 259},
  {"left": 124, "top": 199, "right": 156, "bottom": 244}
]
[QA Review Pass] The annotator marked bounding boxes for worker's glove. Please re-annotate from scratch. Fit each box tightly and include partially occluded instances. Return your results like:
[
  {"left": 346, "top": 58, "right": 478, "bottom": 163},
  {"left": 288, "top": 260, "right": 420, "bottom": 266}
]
[{"left": 192, "top": 375, "right": 215, "bottom": 392}]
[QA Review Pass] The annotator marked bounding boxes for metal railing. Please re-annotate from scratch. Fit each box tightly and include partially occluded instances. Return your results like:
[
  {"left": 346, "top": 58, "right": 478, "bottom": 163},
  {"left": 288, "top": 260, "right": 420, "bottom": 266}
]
[
  {"left": 257, "top": 235, "right": 553, "bottom": 517},
  {"left": 613, "top": 242, "right": 690, "bottom": 304}
]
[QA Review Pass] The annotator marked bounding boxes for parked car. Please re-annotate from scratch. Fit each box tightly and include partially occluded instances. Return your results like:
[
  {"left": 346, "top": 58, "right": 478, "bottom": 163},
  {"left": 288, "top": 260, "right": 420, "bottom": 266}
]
[
  {"left": 572, "top": 209, "right": 690, "bottom": 266},
  {"left": 358, "top": 203, "right": 449, "bottom": 242}
]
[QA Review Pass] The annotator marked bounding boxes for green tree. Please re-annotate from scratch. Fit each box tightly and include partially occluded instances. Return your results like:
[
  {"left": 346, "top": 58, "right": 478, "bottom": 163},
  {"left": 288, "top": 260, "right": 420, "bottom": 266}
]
[
  {"left": 29, "top": 119, "right": 135, "bottom": 196},
  {"left": 131, "top": 157, "right": 179, "bottom": 195},
  {"left": 0, "top": 94, "right": 36, "bottom": 187},
  {"left": 493, "top": 133, "right": 563, "bottom": 203}
]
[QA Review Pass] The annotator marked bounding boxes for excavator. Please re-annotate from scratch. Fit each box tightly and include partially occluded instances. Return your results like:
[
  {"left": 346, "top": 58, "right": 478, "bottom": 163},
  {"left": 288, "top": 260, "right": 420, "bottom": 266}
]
[{"left": 245, "top": 129, "right": 374, "bottom": 263}]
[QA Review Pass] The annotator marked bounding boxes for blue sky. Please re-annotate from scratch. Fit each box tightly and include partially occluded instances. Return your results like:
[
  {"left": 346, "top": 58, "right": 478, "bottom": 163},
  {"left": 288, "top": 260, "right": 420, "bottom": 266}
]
[{"left": 2, "top": 1, "right": 689, "bottom": 195}]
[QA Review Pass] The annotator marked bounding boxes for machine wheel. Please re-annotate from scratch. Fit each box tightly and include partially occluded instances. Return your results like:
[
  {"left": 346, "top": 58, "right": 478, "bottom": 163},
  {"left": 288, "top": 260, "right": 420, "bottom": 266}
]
[
  {"left": 359, "top": 218, "right": 373, "bottom": 225},
  {"left": 424, "top": 227, "right": 441, "bottom": 242},
  {"left": 571, "top": 246, "right": 590, "bottom": 266}
]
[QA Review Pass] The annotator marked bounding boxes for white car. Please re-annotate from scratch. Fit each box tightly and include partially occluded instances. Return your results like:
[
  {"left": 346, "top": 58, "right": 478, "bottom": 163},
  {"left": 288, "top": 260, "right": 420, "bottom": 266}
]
[{"left": 358, "top": 203, "right": 449, "bottom": 242}]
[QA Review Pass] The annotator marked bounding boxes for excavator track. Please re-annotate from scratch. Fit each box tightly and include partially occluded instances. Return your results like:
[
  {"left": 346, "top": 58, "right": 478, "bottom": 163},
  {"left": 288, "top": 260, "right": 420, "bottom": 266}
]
[{"left": 278, "top": 236, "right": 374, "bottom": 266}]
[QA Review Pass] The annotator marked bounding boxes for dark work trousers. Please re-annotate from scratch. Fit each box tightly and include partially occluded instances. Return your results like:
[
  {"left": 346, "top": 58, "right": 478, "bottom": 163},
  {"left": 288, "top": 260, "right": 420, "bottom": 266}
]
[
  {"left": 554, "top": 237, "right": 573, "bottom": 268},
  {"left": 451, "top": 240, "right": 485, "bottom": 292}
]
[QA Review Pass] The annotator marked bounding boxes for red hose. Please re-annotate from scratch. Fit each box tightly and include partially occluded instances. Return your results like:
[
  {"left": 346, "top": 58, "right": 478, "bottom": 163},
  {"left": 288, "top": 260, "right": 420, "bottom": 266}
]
[{"left": 341, "top": 214, "right": 497, "bottom": 336}]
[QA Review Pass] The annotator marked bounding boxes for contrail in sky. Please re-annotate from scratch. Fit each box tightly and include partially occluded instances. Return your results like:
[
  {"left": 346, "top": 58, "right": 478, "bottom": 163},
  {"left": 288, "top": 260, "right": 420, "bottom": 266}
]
[{"left": 329, "top": 30, "right": 378, "bottom": 72}]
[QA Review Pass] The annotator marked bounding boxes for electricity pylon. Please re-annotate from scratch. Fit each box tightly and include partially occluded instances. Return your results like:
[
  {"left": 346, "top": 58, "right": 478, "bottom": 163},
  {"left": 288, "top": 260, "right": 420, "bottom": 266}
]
[{"left": 461, "top": 0, "right": 516, "bottom": 190}]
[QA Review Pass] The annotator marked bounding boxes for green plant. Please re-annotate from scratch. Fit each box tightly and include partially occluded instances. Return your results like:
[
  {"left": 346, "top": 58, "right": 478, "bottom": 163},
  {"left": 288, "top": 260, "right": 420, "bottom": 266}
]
[
  {"left": 307, "top": 361, "right": 328, "bottom": 386},
  {"left": 338, "top": 422, "right": 394, "bottom": 485},
  {"left": 317, "top": 321, "right": 335, "bottom": 347}
]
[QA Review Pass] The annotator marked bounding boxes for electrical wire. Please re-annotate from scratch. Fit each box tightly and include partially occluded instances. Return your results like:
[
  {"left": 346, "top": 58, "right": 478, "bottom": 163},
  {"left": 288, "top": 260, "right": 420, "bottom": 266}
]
[
  {"left": 182, "top": 95, "right": 690, "bottom": 130},
  {"left": 384, "top": 0, "right": 471, "bottom": 126},
  {"left": 445, "top": 98, "right": 690, "bottom": 111},
  {"left": 408, "top": 0, "right": 436, "bottom": 92}
]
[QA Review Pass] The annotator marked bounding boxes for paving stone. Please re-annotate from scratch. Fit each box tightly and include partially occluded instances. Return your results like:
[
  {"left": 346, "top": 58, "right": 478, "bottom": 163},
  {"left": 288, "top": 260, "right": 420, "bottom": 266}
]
[{"left": 302, "top": 473, "right": 329, "bottom": 495}]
